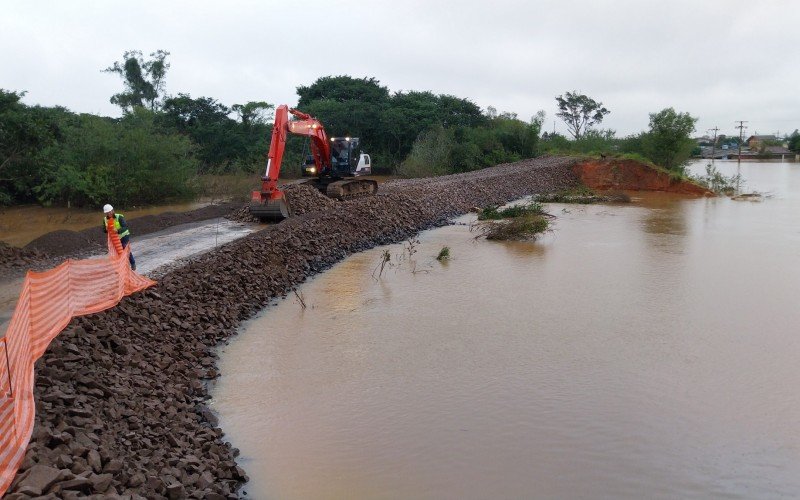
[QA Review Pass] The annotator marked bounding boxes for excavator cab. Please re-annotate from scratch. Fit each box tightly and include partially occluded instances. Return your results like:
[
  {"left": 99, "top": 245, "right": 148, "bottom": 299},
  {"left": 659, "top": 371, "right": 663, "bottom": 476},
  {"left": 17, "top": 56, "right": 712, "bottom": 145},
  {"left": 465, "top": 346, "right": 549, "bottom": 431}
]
[
  {"left": 330, "top": 137, "right": 359, "bottom": 176},
  {"left": 302, "top": 137, "right": 371, "bottom": 178}
]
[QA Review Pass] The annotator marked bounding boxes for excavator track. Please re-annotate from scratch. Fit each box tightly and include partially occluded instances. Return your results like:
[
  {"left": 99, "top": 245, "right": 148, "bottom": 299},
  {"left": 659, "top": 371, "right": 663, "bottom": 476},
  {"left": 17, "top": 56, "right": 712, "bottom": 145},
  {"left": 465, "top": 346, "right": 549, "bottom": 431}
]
[{"left": 325, "top": 179, "right": 379, "bottom": 200}]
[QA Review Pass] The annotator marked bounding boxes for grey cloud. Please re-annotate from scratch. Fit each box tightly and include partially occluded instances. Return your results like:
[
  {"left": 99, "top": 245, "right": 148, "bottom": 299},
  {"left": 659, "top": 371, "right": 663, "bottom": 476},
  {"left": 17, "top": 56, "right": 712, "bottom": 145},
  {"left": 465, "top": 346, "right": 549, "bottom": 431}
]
[{"left": 1, "top": 0, "right": 797, "bottom": 138}]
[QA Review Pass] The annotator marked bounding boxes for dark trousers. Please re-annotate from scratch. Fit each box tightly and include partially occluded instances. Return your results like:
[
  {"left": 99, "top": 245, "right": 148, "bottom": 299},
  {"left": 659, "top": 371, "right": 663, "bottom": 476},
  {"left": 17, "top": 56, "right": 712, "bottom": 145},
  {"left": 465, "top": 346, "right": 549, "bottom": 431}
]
[{"left": 120, "top": 235, "right": 136, "bottom": 270}]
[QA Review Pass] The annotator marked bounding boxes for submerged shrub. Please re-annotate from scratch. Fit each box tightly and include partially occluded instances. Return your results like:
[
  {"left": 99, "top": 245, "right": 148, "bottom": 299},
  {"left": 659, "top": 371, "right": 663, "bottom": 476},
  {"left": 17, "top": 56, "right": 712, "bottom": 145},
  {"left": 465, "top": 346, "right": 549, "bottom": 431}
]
[
  {"left": 483, "top": 214, "right": 549, "bottom": 240},
  {"left": 478, "top": 201, "right": 544, "bottom": 220}
]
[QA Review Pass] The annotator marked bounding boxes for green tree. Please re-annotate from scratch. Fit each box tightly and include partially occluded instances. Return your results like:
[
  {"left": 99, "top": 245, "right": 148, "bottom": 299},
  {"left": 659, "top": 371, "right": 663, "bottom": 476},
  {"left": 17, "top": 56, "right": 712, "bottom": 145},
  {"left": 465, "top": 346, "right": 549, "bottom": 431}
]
[
  {"left": 298, "top": 77, "right": 388, "bottom": 170},
  {"left": 104, "top": 50, "right": 170, "bottom": 112},
  {"left": 396, "top": 126, "right": 454, "bottom": 177},
  {"left": 555, "top": 91, "right": 610, "bottom": 139},
  {"left": 296, "top": 75, "right": 390, "bottom": 108},
  {"left": 490, "top": 113, "right": 540, "bottom": 159},
  {"left": 786, "top": 130, "right": 800, "bottom": 152},
  {"left": 231, "top": 101, "right": 274, "bottom": 127},
  {"left": 160, "top": 94, "right": 236, "bottom": 172},
  {"left": 436, "top": 94, "right": 486, "bottom": 128},
  {"left": 0, "top": 90, "right": 71, "bottom": 204},
  {"left": 35, "top": 109, "right": 196, "bottom": 207},
  {"left": 380, "top": 91, "right": 440, "bottom": 161},
  {"left": 641, "top": 107, "right": 697, "bottom": 171}
]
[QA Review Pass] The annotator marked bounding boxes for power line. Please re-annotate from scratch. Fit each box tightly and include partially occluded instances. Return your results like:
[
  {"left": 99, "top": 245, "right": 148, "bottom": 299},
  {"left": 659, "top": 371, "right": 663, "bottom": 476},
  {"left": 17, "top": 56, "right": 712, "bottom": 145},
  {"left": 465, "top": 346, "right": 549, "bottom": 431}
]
[
  {"left": 735, "top": 120, "right": 748, "bottom": 193},
  {"left": 708, "top": 126, "right": 719, "bottom": 163}
]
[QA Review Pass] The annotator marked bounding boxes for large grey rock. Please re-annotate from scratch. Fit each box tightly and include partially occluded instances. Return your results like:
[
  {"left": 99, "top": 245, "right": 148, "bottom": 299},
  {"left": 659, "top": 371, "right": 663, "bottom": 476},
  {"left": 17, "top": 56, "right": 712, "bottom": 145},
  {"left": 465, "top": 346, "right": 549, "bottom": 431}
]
[{"left": 14, "top": 464, "right": 62, "bottom": 496}]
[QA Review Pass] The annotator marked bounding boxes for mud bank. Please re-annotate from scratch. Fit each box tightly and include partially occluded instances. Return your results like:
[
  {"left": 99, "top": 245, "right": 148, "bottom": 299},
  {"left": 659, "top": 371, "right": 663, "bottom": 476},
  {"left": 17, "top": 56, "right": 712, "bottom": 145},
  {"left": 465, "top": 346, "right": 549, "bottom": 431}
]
[
  {"left": 574, "top": 159, "right": 712, "bottom": 195},
  {"left": 4, "top": 157, "right": 579, "bottom": 498}
]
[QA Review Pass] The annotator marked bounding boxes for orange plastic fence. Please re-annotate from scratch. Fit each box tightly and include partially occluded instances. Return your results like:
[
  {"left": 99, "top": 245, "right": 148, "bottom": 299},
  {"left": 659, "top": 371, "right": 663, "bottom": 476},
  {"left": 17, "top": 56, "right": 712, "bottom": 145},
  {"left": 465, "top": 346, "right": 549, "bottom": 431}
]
[{"left": 0, "top": 222, "right": 154, "bottom": 495}]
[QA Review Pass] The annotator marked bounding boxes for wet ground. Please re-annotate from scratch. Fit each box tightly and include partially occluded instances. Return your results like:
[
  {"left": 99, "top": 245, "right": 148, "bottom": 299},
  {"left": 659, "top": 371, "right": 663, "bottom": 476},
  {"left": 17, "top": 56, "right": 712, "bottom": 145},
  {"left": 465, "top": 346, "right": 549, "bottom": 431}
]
[{"left": 214, "top": 160, "right": 800, "bottom": 499}]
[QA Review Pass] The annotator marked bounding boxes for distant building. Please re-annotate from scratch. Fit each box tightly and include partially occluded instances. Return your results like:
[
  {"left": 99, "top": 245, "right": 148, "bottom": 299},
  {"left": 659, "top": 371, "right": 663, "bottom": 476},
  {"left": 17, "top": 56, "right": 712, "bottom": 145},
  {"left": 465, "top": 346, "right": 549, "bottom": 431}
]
[
  {"left": 694, "top": 135, "right": 712, "bottom": 145},
  {"left": 762, "top": 145, "right": 792, "bottom": 155},
  {"left": 746, "top": 135, "right": 779, "bottom": 151}
]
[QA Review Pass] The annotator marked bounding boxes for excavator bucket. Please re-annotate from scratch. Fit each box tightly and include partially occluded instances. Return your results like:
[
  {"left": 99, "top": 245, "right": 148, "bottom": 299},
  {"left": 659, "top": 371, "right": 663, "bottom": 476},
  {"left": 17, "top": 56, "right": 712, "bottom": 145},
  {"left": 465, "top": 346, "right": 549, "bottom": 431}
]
[{"left": 249, "top": 194, "right": 292, "bottom": 222}]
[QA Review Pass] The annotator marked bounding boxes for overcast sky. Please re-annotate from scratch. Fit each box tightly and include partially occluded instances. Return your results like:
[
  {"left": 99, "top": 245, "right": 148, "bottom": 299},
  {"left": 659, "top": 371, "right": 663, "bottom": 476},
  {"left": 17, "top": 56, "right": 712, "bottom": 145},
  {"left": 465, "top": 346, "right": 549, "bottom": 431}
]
[{"left": 2, "top": 0, "right": 798, "bottom": 138}]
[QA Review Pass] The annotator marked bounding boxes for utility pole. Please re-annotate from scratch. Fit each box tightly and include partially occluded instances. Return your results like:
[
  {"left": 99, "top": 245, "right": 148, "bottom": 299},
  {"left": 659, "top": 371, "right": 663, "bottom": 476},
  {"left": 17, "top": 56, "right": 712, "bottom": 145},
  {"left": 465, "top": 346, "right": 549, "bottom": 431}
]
[
  {"left": 735, "top": 120, "right": 748, "bottom": 193},
  {"left": 708, "top": 126, "right": 719, "bottom": 165}
]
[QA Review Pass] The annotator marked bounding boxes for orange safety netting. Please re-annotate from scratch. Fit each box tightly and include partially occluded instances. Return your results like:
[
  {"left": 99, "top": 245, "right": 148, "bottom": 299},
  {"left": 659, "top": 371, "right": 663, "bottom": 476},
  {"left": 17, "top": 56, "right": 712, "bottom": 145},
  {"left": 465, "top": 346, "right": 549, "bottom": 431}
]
[{"left": 0, "top": 220, "right": 154, "bottom": 495}]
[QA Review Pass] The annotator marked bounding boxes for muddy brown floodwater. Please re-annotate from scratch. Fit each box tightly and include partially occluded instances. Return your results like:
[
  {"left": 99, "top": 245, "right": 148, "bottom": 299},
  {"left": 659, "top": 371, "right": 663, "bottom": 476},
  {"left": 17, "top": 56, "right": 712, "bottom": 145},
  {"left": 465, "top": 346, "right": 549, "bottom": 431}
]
[{"left": 213, "top": 160, "right": 800, "bottom": 499}]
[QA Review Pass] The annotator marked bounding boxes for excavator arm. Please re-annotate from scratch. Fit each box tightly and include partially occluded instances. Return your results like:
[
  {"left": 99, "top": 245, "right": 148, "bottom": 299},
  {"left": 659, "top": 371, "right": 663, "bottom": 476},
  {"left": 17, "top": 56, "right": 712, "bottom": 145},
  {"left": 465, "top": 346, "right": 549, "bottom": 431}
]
[{"left": 250, "top": 105, "right": 332, "bottom": 220}]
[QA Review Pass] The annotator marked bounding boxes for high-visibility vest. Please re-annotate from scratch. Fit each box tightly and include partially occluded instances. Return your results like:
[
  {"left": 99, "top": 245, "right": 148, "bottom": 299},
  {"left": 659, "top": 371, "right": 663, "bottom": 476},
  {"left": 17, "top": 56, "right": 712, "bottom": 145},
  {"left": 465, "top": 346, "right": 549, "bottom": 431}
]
[{"left": 103, "top": 213, "right": 130, "bottom": 238}]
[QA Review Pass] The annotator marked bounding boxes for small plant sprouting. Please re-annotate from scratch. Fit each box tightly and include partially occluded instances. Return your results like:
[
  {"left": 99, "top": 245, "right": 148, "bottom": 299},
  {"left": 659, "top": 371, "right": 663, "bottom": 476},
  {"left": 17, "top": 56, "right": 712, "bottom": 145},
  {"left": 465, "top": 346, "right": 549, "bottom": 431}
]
[
  {"left": 403, "top": 237, "right": 420, "bottom": 258},
  {"left": 293, "top": 289, "right": 307, "bottom": 309},
  {"left": 692, "top": 163, "right": 743, "bottom": 195},
  {"left": 372, "top": 249, "right": 392, "bottom": 280},
  {"left": 436, "top": 246, "right": 451, "bottom": 261}
]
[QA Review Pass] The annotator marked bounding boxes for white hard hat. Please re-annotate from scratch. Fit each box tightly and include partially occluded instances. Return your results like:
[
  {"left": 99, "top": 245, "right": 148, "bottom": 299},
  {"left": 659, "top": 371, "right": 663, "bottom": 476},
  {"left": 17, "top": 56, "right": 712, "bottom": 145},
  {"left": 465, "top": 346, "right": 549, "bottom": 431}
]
[{"left": 103, "top": 204, "right": 113, "bottom": 213}]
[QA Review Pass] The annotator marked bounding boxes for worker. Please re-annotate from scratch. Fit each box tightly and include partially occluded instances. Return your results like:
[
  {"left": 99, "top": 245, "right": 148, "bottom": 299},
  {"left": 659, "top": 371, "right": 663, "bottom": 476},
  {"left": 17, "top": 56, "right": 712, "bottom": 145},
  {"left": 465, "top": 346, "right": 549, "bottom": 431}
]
[{"left": 102, "top": 204, "right": 136, "bottom": 270}]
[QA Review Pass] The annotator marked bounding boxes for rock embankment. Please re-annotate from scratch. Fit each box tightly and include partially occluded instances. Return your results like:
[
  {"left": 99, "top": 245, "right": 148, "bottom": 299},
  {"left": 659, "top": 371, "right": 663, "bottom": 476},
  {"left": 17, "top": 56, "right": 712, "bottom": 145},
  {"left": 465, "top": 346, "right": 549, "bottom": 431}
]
[{"left": 6, "top": 157, "right": 579, "bottom": 498}]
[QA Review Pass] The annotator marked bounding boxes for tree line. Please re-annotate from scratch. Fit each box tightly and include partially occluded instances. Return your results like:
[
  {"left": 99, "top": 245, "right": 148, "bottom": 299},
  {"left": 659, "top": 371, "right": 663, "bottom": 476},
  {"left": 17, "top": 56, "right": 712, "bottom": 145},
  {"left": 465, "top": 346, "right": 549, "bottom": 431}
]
[{"left": 0, "top": 49, "right": 723, "bottom": 208}]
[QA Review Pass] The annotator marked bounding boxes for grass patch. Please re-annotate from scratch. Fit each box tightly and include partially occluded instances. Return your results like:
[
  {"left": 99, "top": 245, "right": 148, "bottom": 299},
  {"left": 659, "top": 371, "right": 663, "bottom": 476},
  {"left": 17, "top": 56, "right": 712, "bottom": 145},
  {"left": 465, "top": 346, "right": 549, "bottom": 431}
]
[
  {"left": 533, "top": 186, "right": 630, "bottom": 204},
  {"left": 436, "top": 246, "right": 451, "bottom": 261},
  {"left": 474, "top": 201, "right": 551, "bottom": 241},
  {"left": 478, "top": 201, "right": 545, "bottom": 220},
  {"left": 482, "top": 214, "right": 549, "bottom": 240}
]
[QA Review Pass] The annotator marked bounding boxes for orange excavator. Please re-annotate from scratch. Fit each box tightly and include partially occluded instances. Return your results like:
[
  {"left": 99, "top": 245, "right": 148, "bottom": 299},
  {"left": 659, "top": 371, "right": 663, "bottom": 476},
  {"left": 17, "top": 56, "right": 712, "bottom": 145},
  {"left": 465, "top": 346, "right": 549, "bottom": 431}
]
[{"left": 249, "top": 104, "right": 378, "bottom": 221}]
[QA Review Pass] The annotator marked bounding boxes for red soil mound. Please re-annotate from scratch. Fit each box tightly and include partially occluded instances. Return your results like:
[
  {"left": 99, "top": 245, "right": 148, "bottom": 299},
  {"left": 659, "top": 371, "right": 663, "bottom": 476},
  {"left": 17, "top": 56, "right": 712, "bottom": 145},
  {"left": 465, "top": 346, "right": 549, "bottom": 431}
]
[{"left": 574, "top": 159, "right": 712, "bottom": 195}]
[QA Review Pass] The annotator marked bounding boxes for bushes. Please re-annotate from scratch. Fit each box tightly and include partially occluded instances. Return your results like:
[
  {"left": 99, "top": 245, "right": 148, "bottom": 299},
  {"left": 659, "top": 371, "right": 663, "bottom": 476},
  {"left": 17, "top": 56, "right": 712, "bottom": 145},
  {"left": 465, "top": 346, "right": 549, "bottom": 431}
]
[
  {"left": 396, "top": 115, "right": 542, "bottom": 178},
  {"left": 474, "top": 202, "right": 550, "bottom": 241},
  {"left": 396, "top": 126, "right": 454, "bottom": 178},
  {"left": 1, "top": 97, "right": 198, "bottom": 207},
  {"left": 478, "top": 201, "right": 545, "bottom": 220}
]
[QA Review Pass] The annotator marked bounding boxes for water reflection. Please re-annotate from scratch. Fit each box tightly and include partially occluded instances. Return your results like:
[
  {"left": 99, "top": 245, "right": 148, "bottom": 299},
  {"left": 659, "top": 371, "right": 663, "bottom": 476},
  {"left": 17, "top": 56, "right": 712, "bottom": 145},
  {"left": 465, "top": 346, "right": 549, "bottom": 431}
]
[
  {"left": 641, "top": 194, "right": 688, "bottom": 236},
  {"left": 501, "top": 239, "right": 547, "bottom": 259}
]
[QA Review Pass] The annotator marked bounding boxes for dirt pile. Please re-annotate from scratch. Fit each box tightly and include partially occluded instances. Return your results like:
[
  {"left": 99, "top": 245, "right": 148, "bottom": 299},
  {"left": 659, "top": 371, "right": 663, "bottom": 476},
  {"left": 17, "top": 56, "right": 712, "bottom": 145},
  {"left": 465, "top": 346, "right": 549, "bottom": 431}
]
[
  {"left": 5, "top": 156, "right": 579, "bottom": 498},
  {"left": 573, "top": 159, "right": 712, "bottom": 195},
  {"left": 24, "top": 230, "right": 102, "bottom": 259}
]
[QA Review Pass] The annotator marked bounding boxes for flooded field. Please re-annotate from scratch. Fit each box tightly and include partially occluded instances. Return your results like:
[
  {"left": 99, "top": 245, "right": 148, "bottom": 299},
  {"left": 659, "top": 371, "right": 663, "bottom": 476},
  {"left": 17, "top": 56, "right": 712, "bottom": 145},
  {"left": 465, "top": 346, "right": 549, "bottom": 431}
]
[{"left": 213, "top": 160, "right": 800, "bottom": 499}]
